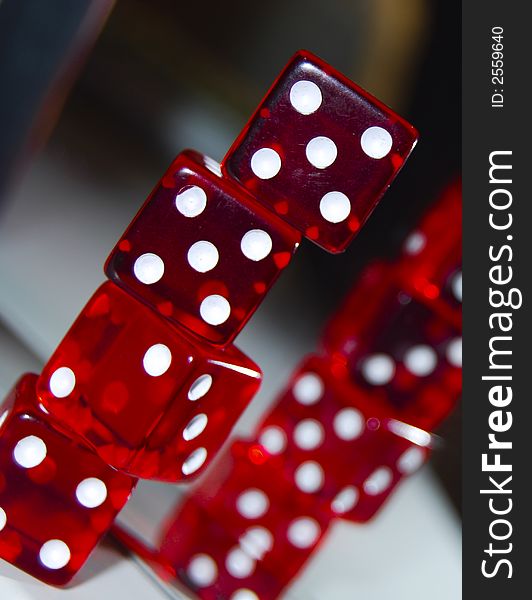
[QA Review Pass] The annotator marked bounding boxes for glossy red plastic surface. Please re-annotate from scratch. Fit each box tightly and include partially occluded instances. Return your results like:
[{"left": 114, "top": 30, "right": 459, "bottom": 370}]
[
  {"left": 323, "top": 262, "right": 461, "bottom": 431},
  {"left": 397, "top": 180, "right": 462, "bottom": 329},
  {"left": 255, "top": 356, "right": 431, "bottom": 523},
  {"left": 37, "top": 282, "right": 261, "bottom": 481},
  {"left": 158, "top": 441, "right": 329, "bottom": 599},
  {"left": 0, "top": 374, "right": 135, "bottom": 586},
  {"left": 106, "top": 150, "right": 301, "bottom": 346},
  {"left": 223, "top": 50, "right": 418, "bottom": 253}
]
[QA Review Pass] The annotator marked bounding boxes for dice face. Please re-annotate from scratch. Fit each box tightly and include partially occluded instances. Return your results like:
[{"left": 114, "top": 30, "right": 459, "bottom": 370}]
[
  {"left": 222, "top": 50, "right": 418, "bottom": 253},
  {"left": 254, "top": 357, "right": 430, "bottom": 523},
  {"left": 0, "top": 374, "right": 135, "bottom": 585},
  {"left": 323, "top": 264, "right": 461, "bottom": 430},
  {"left": 158, "top": 444, "right": 328, "bottom": 599},
  {"left": 159, "top": 501, "right": 282, "bottom": 600},
  {"left": 37, "top": 282, "right": 261, "bottom": 481},
  {"left": 105, "top": 150, "right": 301, "bottom": 345}
]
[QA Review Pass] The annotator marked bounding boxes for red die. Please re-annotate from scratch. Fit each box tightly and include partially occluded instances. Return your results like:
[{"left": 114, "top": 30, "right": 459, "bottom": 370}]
[
  {"left": 106, "top": 150, "right": 301, "bottom": 346},
  {"left": 399, "top": 180, "right": 462, "bottom": 329},
  {"left": 323, "top": 262, "right": 461, "bottom": 431},
  {"left": 254, "top": 356, "right": 431, "bottom": 523},
  {"left": 37, "top": 282, "right": 261, "bottom": 481},
  {"left": 158, "top": 501, "right": 283, "bottom": 600},
  {"left": 185, "top": 441, "right": 330, "bottom": 586},
  {"left": 222, "top": 50, "right": 418, "bottom": 253},
  {"left": 0, "top": 374, "right": 135, "bottom": 586}
]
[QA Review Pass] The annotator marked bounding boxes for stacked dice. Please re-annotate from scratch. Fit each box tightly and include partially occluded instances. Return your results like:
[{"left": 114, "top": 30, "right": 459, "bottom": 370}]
[
  {"left": 119, "top": 181, "right": 461, "bottom": 600},
  {"left": 0, "top": 50, "right": 418, "bottom": 585}
]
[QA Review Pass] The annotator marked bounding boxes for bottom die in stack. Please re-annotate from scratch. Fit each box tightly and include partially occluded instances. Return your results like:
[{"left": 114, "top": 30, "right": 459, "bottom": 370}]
[{"left": 0, "top": 374, "right": 136, "bottom": 585}]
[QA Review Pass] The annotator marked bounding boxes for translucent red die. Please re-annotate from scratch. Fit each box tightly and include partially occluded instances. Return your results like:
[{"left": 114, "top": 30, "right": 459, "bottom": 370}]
[
  {"left": 398, "top": 180, "right": 462, "bottom": 330},
  {"left": 323, "top": 262, "right": 461, "bottom": 431},
  {"left": 222, "top": 49, "right": 418, "bottom": 253},
  {"left": 105, "top": 150, "right": 301, "bottom": 346},
  {"left": 37, "top": 282, "right": 261, "bottom": 481},
  {"left": 156, "top": 441, "right": 329, "bottom": 599},
  {"left": 254, "top": 356, "right": 431, "bottom": 523},
  {"left": 0, "top": 374, "right": 135, "bottom": 586},
  {"left": 157, "top": 500, "right": 285, "bottom": 600}
]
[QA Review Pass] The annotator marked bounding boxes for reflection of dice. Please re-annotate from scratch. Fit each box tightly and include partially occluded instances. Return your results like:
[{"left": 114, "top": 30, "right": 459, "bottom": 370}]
[
  {"left": 399, "top": 180, "right": 462, "bottom": 329},
  {"left": 106, "top": 150, "right": 301, "bottom": 346},
  {"left": 323, "top": 263, "right": 461, "bottom": 431},
  {"left": 159, "top": 441, "right": 328, "bottom": 599},
  {"left": 255, "top": 356, "right": 430, "bottom": 523},
  {"left": 223, "top": 50, "right": 418, "bottom": 253},
  {"left": 159, "top": 501, "right": 285, "bottom": 600},
  {"left": 37, "top": 282, "right": 261, "bottom": 481},
  {"left": 0, "top": 374, "right": 135, "bottom": 585}
]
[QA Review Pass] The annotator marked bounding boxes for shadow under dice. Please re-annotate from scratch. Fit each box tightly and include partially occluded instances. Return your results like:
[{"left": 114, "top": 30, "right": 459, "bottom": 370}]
[
  {"left": 0, "top": 374, "right": 135, "bottom": 586},
  {"left": 106, "top": 150, "right": 301, "bottom": 346},
  {"left": 222, "top": 50, "right": 418, "bottom": 253},
  {"left": 255, "top": 356, "right": 431, "bottom": 523},
  {"left": 37, "top": 282, "right": 261, "bottom": 481},
  {"left": 323, "top": 263, "right": 462, "bottom": 431}
]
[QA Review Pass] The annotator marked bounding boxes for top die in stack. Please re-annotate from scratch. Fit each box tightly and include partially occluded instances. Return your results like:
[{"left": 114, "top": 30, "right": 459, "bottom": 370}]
[{"left": 222, "top": 50, "right": 419, "bottom": 253}]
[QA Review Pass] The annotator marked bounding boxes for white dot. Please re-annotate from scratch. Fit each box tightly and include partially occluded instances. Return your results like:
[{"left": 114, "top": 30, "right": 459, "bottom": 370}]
[
  {"left": 361, "top": 126, "right": 393, "bottom": 159},
  {"left": 363, "top": 467, "right": 393, "bottom": 495},
  {"left": 404, "top": 345, "right": 438, "bottom": 377},
  {"left": 182, "top": 447, "right": 208, "bottom": 476},
  {"left": 188, "top": 374, "right": 213, "bottom": 401},
  {"left": 259, "top": 426, "right": 287, "bottom": 455},
  {"left": 236, "top": 489, "right": 269, "bottom": 519},
  {"left": 200, "top": 295, "right": 231, "bottom": 326},
  {"left": 333, "top": 408, "right": 364, "bottom": 441},
  {"left": 76, "top": 477, "right": 108, "bottom": 508},
  {"left": 13, "top": 436, "right": 47, "bottom": 468},
  {"left": 133, "top": 253, "right": 165, "bottom": 285},
  {"left": 295, "top": 461, "right": 324, "bottom": 494},
  {"left": 226, "top": 547, "right": 255, "bottom": 579},
  {"left": 447, "top": 337, "right": 462, "bottom": 367},
  {"left": 143, "top": 344, "right": 172, "bottom": 377},
  {"left": 452, "top": 271, "right": 462, "bottom": 302},
  {"left": 397, "top": 447, "right": 426, "bottom": 474},
  {"left": 293, "top": 372, "right": 324, "bottom": 405},
  {"left": 39, "top": 540, "right": 71, "bottom": 570},
  {"left": 49, "top": 367, "right": 76, "bottom": 398},
  {"left": 0, "top": 507, "right": 6, "bottom": 531},
  {"left": 183, "top": 413, "right": 208, "bottom": 441},
  {"left": 293, "top": 420, "right": 324, "bottom": 450},
  {"left": 239, "top": 527, "right": 273, "bottom": 560},
  {"left": 0, "top": 409, "right": 8, "bottom": 429},
  {"left": 361, "top": 354, "right": 396, "bottom": 385},
  {"left": 240, "top": 230, "right": 273, "bottom": 262},
  {"left": 187, "top": 241, "right": 219, "bottom": 273},
  {"left": 176, "top": 186, "right": 207, "bottom": 218},
  {"left": 331, "top": 486, "right": 359, "bottom": 514},
  {"left": 305, "top": 136, "right": 337, "bottom": 169},
  {"left": 187, "top": 554, "right": 217, "bottom": 587},
  {"left": 231, "top": 590, "right": 259, "bottom": 600},
  {"left": 404, "top": 231, "right": 426, "bottom": 255},
  {"left": 251, "top": 148, "right": 281, "bottom": 179},
  {"left": 289, "top": 80, "right": 322, "bottom": 115},
  {"left": 319, "top": 191, "right": 351, "bottom": 223},
  {"left": 287, "top": 517, "right": 320, "bottom": 548}
]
